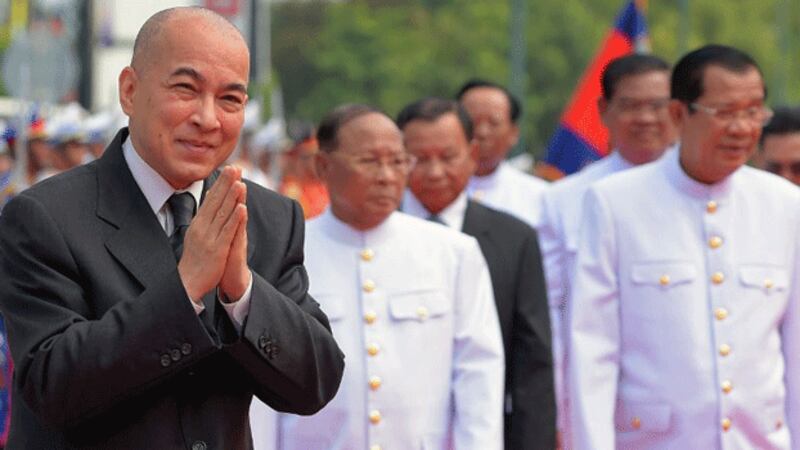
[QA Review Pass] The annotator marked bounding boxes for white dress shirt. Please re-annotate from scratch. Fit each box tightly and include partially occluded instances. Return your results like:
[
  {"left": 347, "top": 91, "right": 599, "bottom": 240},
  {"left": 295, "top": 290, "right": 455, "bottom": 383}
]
[
  {"left": 250, "top": 209, "right": 505, "bottom": 450},
  {"left": 537, "top": 150, "right": 636, "bottom": 438},
  {"left": 569, "top": 149, "right": 800, "bottom": 449},
  {"left": 402, "top": 190, "right": 468, "bottom": 231},
  {"left": 122, "top": 137, "right": 251, "bottom": 329},
  {"left": 467, "top": 161, "right": 549, "bottom": 228}
]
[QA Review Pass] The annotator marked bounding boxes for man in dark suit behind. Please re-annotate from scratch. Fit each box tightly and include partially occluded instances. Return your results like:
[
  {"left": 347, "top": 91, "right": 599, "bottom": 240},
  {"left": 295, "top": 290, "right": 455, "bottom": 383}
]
[
  {"left": 397, "top": 97, "right": 555, "bottom": 448},
  {"left": 0, "top": 7, "right": 344, "bottom": 449}
]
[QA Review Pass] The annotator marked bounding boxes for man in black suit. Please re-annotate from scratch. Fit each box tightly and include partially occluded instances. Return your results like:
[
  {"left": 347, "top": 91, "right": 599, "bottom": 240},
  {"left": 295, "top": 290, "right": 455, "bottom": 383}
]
[
  {"left": 397, "top": 97, "right": 555, "bottom": 448},
  {"left": 0, "top": 7, "right": 344, "bottom": 449}
]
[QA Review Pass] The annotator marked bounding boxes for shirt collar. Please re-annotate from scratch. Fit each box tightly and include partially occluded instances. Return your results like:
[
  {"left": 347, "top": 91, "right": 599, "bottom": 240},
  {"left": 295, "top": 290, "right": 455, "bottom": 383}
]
[
  {"left": 122, "top": 137, "right": 204, "bottom": 215},
  {"left": 468, "top": 161, "right": 507, "bottom": 190},
  {"left": 665, "top": 144, "right": 736, "bottom": 201},
  {"left": 402, "top": 189, "right": 468, "bottom": 230}
]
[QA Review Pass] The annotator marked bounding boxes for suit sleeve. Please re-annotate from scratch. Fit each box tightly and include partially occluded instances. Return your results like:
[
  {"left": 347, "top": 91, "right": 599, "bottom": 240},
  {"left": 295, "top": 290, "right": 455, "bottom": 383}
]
[
  {"left": 229, "top": 200, "right": 345, "bottom": 415},
  {"left": 568, "top": 188, "right": 620, "bottom": 449},
  {"left": 508, "top": 226, "right": 556, "bottom": 450},
  {"left": 452, "top": 239, "right": 505, "bottom": 450},
  {"left": 0, "top": 193, "right": 221, "bottom": 429}
]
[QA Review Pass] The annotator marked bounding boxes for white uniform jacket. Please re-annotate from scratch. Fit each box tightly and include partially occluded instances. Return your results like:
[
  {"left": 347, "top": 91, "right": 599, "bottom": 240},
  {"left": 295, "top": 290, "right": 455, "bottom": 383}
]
[
  {"left": 538, "top": 151, "right": 634, "bottom": 437},
  {"left": 251, "top": 210, "right": 505, "bottom": 450},
  {"left": 467, "top": 161, "right": 549, "bottom": 228},
  {"left": 569, "top": 149, "right": 800, "bottom": 449}
]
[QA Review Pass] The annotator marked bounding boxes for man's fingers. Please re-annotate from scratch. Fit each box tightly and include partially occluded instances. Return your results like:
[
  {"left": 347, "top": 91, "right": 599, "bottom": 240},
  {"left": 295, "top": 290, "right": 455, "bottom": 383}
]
[
  {"left": 195, "top": 166, "right": 238, "bottom": 225},
  {"left": 210, "top": 181, "right": 246, "bottom": 233},
  {"left": 218, "top": 203, "right": 247, "bottom": 247}
]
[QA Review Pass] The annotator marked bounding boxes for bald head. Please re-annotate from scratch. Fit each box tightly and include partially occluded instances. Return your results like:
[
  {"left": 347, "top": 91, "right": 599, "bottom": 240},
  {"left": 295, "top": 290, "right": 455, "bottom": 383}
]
[{"left": 131, "top": 7, "right": 247, "bottom": 72}]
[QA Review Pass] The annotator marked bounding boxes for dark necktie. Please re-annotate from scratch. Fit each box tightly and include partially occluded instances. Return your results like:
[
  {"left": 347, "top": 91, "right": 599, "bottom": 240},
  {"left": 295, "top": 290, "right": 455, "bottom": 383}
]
[
  {"left": 427, "top": 214, "right": 446, "bottom": 226},
  {"left": 167, "top": 192, "right": 196, "bottom": 260}
]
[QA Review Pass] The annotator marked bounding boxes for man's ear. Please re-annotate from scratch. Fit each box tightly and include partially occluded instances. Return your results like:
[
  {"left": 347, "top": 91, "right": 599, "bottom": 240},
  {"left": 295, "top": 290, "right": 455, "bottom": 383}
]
[
  {"left": 118, "top": 66, "right": 137, "bottom": 117},
  {"left": 509, "top": 123, "right": 520, "bottom": 147},
  {"left": 668, "top": 99, "right": 685, "bottom": 127},
  {"left": 598, "top": 97, "right": 609, "bottom": 127},
  {"left": 314, "top": 151, "right": 331, "bottom": 181}
]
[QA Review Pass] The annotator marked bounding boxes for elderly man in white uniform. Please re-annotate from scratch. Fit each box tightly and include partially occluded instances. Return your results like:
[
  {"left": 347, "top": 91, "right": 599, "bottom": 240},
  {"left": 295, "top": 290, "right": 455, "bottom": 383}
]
[
  {"left": 250, "top": 104, "right": 505, "bottom": 450},
  {"left": 457, "top": 80, "right": 549, "bottom": 228},
  {"left": 569, "top": 45, "right": 800, "bottom": 449},
  {"left": 538, "top": 53, "right": 676, "bottom": 442}
]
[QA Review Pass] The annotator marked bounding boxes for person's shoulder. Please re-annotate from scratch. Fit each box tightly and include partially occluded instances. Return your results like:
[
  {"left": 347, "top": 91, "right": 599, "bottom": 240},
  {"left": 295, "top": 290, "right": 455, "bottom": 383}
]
[
  {"left": 244, "top": 178, "right": 295, "bottom": 212},
  {"left": 17, "top": 163, "right": 98, "bottom": 210},
  {"left": 590, "top": 158, "right": 660, "bottom": 196},
  {"left": 502, "top": 163, "right": 549, "bottom": 191},
  {"left": 738, "top": 165, "right": 800, "bottom": 203},
  {"left": 395, "top": 212, "right": 479, "bottom": 249},
  {"left": 468, "top": 200, "right": 535, "bottom": 238}
]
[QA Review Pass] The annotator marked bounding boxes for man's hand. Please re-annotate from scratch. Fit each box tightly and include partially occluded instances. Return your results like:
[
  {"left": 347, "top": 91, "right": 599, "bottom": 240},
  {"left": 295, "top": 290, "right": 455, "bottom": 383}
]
[
  {"left": 178, "top": 166, "right": 246, "bottom": 302},
  {"left": 219, "top": 181, "right": 251, "bottom": 301}
]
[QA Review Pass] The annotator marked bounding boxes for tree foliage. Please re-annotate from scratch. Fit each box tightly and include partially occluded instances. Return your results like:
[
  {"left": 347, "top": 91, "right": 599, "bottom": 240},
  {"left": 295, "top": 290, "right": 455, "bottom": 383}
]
[{"left": 271, "top": 0, "right": 800, "bottom": 158}]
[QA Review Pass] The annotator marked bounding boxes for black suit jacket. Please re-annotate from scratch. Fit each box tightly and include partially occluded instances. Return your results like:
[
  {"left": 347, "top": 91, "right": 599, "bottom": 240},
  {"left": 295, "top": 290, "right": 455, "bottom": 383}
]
[
  {"left": 462, "top": 200, "right": 555, "bottom": 449},
  {"left": 0, "top": 129, "right": 344, "bottom": 449}
]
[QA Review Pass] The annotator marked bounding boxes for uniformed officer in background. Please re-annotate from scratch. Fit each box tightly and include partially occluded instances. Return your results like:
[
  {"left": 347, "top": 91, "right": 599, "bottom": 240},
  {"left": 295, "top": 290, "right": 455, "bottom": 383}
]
[{"left": 569, "top": 44, "right": 799, "bottom": 449}]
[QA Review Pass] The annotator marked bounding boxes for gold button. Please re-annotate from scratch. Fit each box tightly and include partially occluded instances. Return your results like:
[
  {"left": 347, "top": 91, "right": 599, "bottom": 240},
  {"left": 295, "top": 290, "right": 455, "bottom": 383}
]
[
  {"left": 764, "top": 278, "right": 774, "bottom": 289},
  {"left": 364, "top": 311, "right": 377, "bottom": 325},
  {"left": 711, "top": 272, "right": 725, "bottom": 284},
  {"left": 721, "top": 417, "right": 731, "bottom": 431},
  {"left": 360, "top": 248, "right": 374, "bottom": 261},
  {"left": 416, "top": 306, "right": 429, "bottom": 321},
  {"left": 631, "top": 417, "right": 641, "bottom": 430},
  {"left": 719, "top": 344, "right": 731, "bottom": 357},
  {"left": 707, "top": 201, "right": 718, "bottom": 213},
  {"left": 363, "top": 280, "right": 376, "bottom": 293},
  {"left": 473, "top": 190, "right": 484, "bottom": 200},
  {"left": 370, "top": 445, "right": 382, "bottom": 450},
  {"left": 721, "top": 380, "right": 733, "bottom": 394},
  {"left": 715, "top": 307, "right": 729, "bottom": 321},
  {"left": 368, "top": 376, "right": 382, "bottom": 391},
  {"left": 659, "top": 275, "right": 670, "bottom": 286},
  {"left": 709, "top": 236, "right": 723, "bottom": 249},
  {"left": 369, "top": 409, "right": 382, "bottom": 425},
  {"left": 367, "top": 343, "right": 380, "bottom": 356}
]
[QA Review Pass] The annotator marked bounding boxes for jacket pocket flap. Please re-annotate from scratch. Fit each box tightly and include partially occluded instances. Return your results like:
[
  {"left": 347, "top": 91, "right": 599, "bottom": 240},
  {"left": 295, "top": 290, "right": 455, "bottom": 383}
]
[
  {"left": 739, "top": 265, "right": 788, "bottom": 291},
  {"left": 389, "top": 290, "right": 449, "bottom": 320},
  {"left": 631, "top": 262, "right": 696, "bottom": 286},
  {"left": 615, "top": 401, "right": 672, "bottom": 432}
]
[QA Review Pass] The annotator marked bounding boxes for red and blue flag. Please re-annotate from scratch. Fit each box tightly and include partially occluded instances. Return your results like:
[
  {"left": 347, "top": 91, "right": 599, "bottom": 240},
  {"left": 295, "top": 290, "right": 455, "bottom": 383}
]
[{"left": 543, "top": 1, "right": 649, "bottom": 178}]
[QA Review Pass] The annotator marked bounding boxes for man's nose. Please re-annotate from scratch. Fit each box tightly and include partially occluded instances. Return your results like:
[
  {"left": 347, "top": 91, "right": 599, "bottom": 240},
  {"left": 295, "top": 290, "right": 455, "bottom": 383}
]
[{"left": 191, "top": 96, "right": 221, "bottom": 131}]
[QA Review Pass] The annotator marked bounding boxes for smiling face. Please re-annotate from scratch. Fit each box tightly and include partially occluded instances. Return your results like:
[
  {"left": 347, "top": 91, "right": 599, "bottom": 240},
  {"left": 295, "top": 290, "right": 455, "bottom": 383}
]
[
  {"left": 316, "top": 112, "right": 408, "bottom": 230},
  {"left": 119, "top": 11, "right": 249, "bottom": 189},
  {"left": 404, "top": 113, "right": 477, "bottom": 214},
  {"left": 673, "top": 65, "right": 765, "bottom": 184},
  {"left": 599, "top": 70, "right": 675, "bottom": 164}
]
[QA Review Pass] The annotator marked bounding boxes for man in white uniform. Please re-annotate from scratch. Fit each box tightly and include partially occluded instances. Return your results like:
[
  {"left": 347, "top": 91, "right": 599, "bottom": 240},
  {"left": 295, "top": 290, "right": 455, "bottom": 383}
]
[
  {"left": 457, "top": 80, "right": 549, "bottom": 227},
  {"left": 537, "top": 54, "right": 676, "bottom": 442},
  {"left": 569, "top": 45, "right": 799, "bottom": 449},
  {"left": 251, "top": 104, "right": 505, "bottom": 450}
]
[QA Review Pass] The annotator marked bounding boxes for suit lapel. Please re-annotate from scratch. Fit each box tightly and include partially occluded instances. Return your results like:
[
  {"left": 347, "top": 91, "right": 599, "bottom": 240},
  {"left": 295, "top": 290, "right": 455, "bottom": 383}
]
[
  {"left": 462, "top": 200, "right": 491, "bottom": 238},
  {"left": 97, "top": 129, "right": 178, "bottom": 289}
]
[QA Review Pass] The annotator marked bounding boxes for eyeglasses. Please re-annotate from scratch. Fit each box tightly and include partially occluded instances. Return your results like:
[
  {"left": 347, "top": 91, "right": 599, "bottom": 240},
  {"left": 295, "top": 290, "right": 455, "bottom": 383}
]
[
  {"left": 764, "top": 160, "right": 800, "bottom": 177},
  {"left": 333, "top": 152, "right": 417, "bottom": 176},
  {"left": 689, "top": 103, "right": 773, "bottom": 125},
  {"left": 611, "top": 98, "right": 670, "bottom": 115}
]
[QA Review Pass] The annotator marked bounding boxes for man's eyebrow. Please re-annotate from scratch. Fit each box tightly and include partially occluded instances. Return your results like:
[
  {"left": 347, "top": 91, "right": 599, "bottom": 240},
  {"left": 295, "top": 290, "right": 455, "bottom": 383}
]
[
  {"left": 169, "top": 67, "right": 247, "bottom": 94},
  {"left": 170, "top": 67, "right": 203, "bottom": 82}
]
